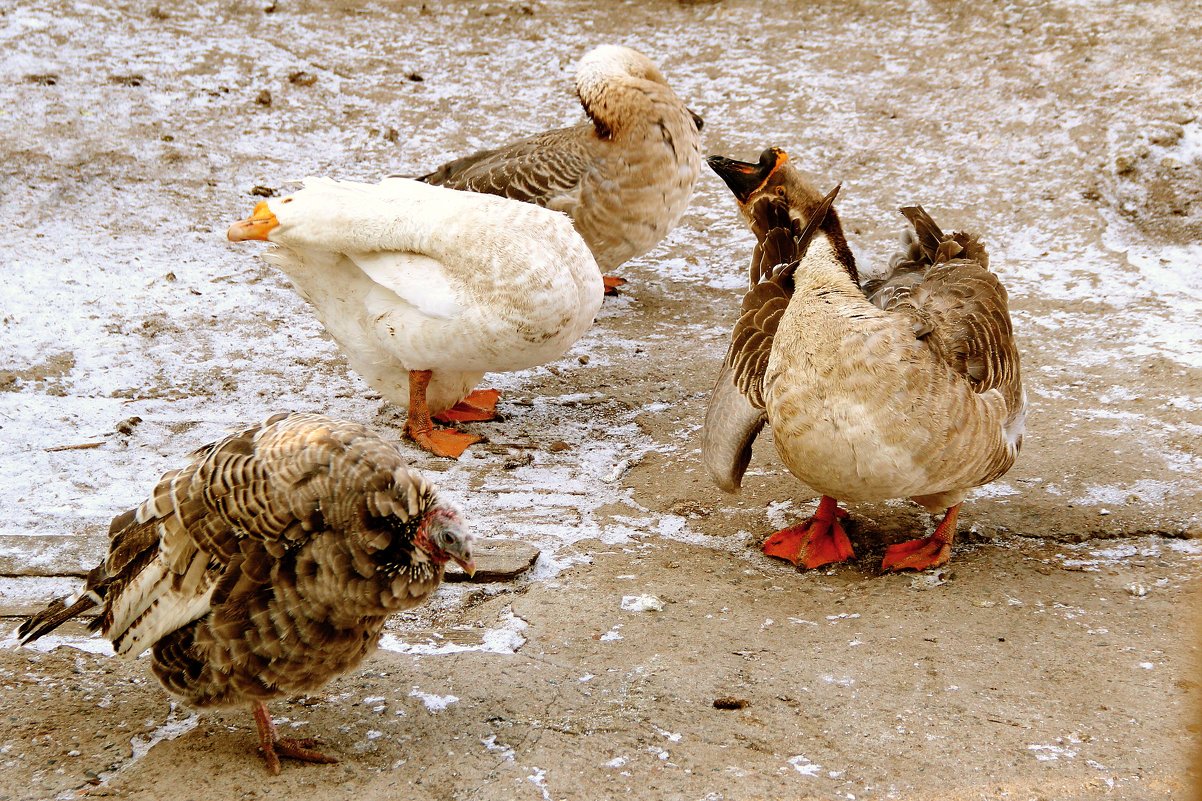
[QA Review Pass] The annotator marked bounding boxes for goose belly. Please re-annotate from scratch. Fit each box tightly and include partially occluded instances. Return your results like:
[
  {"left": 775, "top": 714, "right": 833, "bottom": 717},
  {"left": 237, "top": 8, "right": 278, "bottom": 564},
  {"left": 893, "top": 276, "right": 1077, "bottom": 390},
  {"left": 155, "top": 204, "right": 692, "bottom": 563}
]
[
  {"left": 368, "top": 279, "right": 596, "bottom": 373},
  {"left": 769, "top": 391, "right": 947, "bottom": 502},
  {"left": 266, "top": 246, "right": 599, "bottom": 409},
  {"left": 765, "top": 321, "right": 1011, "bottom": 504}
]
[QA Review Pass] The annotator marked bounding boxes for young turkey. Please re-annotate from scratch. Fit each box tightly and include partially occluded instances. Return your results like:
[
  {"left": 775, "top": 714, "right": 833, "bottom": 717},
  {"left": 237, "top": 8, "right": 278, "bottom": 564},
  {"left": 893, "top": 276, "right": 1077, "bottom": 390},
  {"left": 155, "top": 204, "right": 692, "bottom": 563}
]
[{"left": 18, "top": 412, "right": 474, "bottom": 774}]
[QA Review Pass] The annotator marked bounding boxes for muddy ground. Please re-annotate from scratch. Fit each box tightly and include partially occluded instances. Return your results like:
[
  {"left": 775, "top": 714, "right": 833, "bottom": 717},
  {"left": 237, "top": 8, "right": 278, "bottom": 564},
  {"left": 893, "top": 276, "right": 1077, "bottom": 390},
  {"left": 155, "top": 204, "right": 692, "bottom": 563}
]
[{"left": 1, "top": 0, "right": 1200, "bottom": 799}]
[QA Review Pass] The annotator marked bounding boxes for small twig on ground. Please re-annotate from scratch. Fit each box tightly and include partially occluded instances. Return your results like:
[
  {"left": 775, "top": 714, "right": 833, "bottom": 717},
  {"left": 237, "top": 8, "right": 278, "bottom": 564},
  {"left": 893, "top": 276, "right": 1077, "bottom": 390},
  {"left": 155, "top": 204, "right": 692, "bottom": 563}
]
[{"left": 45, "top": 441, "right": 105, "bottom": 452}]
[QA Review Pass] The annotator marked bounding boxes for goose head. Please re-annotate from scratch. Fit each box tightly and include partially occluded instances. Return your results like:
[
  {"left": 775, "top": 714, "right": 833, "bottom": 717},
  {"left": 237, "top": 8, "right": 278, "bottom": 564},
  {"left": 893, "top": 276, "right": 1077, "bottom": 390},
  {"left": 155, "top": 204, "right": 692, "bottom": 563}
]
[
  {"left": 577, "top": 44, "right": 668, "bottom": 89},
  {"left": 227, "top": 179, "right": 393, "bottom": 250},
  {"left": 228, "top": 185, "right": 336, "bottom": 244},
  {"left": 708, "top": 147, "right": 858, "bottom": 281},
  {"left": 706, "top": 147, "right": 829, "bottom": 217},
  {"left": 227, "top": 199, "right": 280, "bottom": 242}
]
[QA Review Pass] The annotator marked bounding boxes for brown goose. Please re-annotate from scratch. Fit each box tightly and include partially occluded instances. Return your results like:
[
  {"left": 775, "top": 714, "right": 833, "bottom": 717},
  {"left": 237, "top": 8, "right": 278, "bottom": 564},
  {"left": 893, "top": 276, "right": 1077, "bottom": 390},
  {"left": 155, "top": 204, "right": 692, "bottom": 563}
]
[
  {"left": 413, "top": 44, "right": 703, "bottom": 295},
  {"left": 703, "top": 148, "right": 1026, "bottom": 572},
  {"left": 18, "top": 412, "right": 474, "bottom": 774}
]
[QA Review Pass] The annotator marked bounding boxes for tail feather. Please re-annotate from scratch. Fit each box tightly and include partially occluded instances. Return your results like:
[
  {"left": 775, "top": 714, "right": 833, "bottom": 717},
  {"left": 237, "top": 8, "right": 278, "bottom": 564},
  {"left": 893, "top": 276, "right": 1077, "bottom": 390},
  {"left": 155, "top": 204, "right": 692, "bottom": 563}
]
[
  {"left": 866, "top": 204, "right": 989, "bottom": 311},
  {"left": 18, "top": 592, "right": 100, "bottom": 645},
  {"left": 900, "top": 205, "right": 949, "bottom": 263},
  {"left": 19, "top": 561, "right": 109, "bottom": 645}
]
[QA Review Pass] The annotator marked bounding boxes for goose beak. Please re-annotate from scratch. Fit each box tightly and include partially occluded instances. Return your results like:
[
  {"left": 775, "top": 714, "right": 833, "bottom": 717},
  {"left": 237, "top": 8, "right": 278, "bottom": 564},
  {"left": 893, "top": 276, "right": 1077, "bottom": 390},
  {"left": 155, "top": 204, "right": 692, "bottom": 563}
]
[
  {"left": 706, "top": 147, "right": 788, "bottom": 203},
  {"left": 227, "top": 201, "right": 279, "bottom": 242}
]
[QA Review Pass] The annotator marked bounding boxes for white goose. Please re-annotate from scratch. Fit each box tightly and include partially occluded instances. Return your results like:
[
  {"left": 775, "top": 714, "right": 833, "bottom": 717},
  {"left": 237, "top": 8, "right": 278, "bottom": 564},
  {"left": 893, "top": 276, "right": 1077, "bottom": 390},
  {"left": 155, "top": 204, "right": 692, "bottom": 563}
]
[{"left": 229, "top": 177, "right": 603, "bottom": 458}]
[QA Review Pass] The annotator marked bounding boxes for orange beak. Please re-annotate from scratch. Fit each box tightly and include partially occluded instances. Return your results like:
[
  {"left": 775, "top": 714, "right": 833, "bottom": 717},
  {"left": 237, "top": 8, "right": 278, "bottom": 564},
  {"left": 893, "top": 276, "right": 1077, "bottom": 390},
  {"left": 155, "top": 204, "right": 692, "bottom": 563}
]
[
  {"left": 227, "top": 201, "right": 279, "bottom": 242},
  {"left": 454, "top": 556, "right": 477, "bottom": 579}
]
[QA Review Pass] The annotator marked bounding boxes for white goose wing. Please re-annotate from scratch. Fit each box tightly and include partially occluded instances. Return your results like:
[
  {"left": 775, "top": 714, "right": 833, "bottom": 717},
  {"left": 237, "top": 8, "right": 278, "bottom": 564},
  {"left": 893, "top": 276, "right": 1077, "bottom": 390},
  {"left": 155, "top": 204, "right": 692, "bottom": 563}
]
[{"left": 349, "top": 251, "right": 464, "bottom": 321}]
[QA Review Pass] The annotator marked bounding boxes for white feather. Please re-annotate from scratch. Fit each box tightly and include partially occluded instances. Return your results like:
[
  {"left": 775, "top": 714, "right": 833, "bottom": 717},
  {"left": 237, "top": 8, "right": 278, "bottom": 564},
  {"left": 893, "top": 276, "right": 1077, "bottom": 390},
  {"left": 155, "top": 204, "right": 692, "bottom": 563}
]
[{"left": 245, "top": 177, "right": 602, "bottom": 414}]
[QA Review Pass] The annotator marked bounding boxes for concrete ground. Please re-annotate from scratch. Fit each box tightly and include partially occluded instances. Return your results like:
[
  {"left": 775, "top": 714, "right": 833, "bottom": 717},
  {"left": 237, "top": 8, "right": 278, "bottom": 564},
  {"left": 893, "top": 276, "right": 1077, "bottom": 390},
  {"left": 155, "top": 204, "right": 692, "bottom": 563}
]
[{"left": 0, "top": 0, "right": 1200, "bottom": 799}]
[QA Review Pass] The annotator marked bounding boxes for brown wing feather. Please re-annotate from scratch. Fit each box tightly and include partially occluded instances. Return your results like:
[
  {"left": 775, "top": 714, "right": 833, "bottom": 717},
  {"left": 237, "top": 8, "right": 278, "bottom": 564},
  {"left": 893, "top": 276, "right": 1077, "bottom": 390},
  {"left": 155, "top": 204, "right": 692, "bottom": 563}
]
[
  {"left": 869, "top": 206, "right": 1023, "bottom": 413},
  {"left": 416, "top": 125, "right": 596, "bottom": 207}
]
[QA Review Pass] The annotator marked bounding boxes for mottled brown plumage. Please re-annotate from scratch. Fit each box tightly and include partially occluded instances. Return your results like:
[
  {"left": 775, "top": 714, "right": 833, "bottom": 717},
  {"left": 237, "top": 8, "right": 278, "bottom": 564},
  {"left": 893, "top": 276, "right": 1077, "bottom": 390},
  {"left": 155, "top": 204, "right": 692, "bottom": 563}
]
[
  {"left": 413, "top": 45, "right": 703, "bottom": 287},
  {"left": 19, "top": 412, "right": 474, "bottom": 773},
  {"left": 703, "top": 148, "right": 1026, "bottom": 571}
]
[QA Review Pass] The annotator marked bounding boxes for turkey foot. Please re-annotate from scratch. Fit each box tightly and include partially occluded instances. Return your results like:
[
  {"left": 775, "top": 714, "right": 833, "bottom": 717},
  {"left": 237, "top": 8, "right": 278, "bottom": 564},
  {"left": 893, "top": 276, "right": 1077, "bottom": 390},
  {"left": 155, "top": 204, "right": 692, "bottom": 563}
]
[
  {"left": 433, "top": 389, "right": 501, "bottom": 424},
  {"left": 253, "top": 701, "right": 338, "bottom": 775},
  {"left": 762, "top": 495, "right": 854, "bottom": 569},
  {"left": 881, "top": 503, "right": 960, "bottom": 572},
  {"left": 602, "top": 275, "right": 627, "bottom": 296}
]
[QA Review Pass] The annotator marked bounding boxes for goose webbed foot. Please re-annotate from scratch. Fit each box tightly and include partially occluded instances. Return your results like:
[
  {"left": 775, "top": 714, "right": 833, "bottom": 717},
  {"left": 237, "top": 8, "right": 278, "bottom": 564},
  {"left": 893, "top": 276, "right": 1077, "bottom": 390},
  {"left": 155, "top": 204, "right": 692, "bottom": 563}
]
[
  {"left": 433, "top": 389, "right": 501, "bottom": 423},
  {"left": 602, "top": 274, "right": 627, "bottom": 296},
  {"left": 762, "top": 496, "right": 854, "bottom": 569},
  {"left": 881, "top": 503, "right": 960, "bottom": 572}
]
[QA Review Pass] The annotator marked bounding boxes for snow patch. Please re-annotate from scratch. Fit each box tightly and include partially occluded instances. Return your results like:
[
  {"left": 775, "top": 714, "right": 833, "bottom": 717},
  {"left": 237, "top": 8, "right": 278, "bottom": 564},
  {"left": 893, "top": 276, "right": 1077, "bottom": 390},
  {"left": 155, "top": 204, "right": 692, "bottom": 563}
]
[
  {"left": 620, "top": 594, "right": 664, "bottom": 612},
  {"left": 788, "top": 754, "right": 823, "bottom": 776},
  {"left": 408, "top": 688, "right": 458, "bottom": 713},
  {"left": 379, "top": 608, "right": 528, "bottom": 656},
  {"left": 599, "top": 625, "right": 623, "bottom": 642},
  {"left": 481, "top": 734, "right": 515, "bottom": 762}
]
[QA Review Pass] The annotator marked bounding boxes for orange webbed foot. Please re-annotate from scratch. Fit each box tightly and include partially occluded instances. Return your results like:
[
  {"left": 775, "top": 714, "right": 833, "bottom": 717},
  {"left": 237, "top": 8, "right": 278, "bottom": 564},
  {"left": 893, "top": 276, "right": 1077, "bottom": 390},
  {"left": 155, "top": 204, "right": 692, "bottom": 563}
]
[
  {"left": 602, "top": 275, "right": 627, "bottom": 296},
  {"left": 881, "top": 535, "right": 952, "bottom": 571},
  {"left": 433, "top": 389, "right": 501, "bottom": 423},
  {"left": 881, "top": 503, "right": 960, "bottom": 572},
  {"left": 409, "top": 426, "right": 483, "bottom": 459},
  {"left": 762, "top": 497, "right": 854, "bottom": 569}
]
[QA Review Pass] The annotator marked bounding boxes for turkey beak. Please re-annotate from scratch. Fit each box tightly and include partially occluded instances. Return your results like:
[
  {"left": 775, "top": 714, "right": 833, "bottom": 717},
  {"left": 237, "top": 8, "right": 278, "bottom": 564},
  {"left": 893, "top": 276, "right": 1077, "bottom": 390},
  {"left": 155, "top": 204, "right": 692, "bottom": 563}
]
[
  {"left": 227, "top": 201, "right": 279, "bottom": 242},
  {"left": 455, "top": 556, "right": 477, "bottom": 579},
  {"left": 706, "top": 147, "right": 787, "bottom": 204},
  {"left": 442, "top": 537, "right": 476, "bottom": 578}
]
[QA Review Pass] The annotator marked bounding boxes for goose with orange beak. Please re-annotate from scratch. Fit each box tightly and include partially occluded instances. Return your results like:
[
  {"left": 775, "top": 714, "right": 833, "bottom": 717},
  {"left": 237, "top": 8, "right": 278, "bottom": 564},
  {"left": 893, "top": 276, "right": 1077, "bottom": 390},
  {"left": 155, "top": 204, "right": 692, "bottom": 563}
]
[{"left": 228, "top": 176, "right": 603, "bottom": 458}]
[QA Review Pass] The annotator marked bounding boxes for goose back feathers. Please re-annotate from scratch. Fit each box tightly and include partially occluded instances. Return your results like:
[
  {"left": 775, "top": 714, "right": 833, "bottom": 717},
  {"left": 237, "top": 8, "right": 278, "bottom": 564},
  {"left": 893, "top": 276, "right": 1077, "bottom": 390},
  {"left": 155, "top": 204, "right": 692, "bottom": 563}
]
[
  {"left": 417, "top": 45, "right": 703, "bottom": 274},
  {"left": 703, "top": 148, "right": 1026, "bottom": 518}
]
